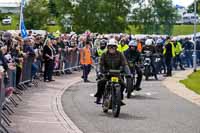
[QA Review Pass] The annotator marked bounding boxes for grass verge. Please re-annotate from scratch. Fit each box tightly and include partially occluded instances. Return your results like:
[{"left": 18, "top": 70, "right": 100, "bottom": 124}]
[{"left": 180, "top": 70, "right": 200, "bottom": 95}]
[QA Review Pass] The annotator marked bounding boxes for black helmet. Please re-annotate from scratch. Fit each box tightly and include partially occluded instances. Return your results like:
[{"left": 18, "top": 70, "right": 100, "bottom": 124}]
[{"left": 100, "top": 39, "right": 107, "bottom": 46}]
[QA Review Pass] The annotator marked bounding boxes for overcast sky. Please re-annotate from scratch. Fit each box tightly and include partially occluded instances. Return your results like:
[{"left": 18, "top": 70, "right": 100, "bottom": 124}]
[{"left": 173, "top": 0, "right": 194, "bottom": 7}]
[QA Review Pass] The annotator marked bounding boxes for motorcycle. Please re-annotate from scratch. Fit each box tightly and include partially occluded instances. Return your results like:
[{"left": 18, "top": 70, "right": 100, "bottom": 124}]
[
  {"left": 154, "top": 54, "right": 162, "bottom": 74},
  {"left": 126, "top": 61, "right": 136, "bottom": 98},
  {"left": 142, "top": 51, "right": 157, "bottom": 80},
  {"left": 102, "top": 70, "right": 131, "bottom": 117}
]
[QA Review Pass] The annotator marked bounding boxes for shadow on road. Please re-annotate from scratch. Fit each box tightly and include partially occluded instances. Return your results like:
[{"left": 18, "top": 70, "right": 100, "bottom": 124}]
[
  {"left": 129, "top": 95, "right": 159, "bottom": 100},
  {"left": 98, "top": 112, "right": 147, "bottom": 121}
]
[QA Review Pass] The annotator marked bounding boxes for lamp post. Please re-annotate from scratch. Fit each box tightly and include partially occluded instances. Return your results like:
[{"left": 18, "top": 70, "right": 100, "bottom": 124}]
[{"left": 193, "top": 0, "right": 197, "bottom": 72}]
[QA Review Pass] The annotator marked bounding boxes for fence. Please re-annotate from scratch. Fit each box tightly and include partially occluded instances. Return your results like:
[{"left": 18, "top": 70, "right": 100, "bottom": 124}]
[{"left": 0, "top": 48, "right": 85, "bottom": 132}]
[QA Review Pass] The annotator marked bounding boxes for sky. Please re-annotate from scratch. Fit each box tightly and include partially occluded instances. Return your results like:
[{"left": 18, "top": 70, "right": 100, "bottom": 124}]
[{"left": 173, "top": 0, "right": 194, "bottom": 7}]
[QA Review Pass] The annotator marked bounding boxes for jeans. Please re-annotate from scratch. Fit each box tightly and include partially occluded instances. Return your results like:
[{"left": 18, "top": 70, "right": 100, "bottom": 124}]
[
  {"left": 184, "top": 51, "right": 193, "bottom": 68},
  {"left": 31, "top": 63, "right": 39, "bottom": 79},
  {"left": 82, "top": 64, "right": 91, "bottom": 81},
  {"left": 165, "top": 57, "right": 172, "bottom": 75},
  {"left": 44, "top": 60, "right": 54, "bottom": 81}
]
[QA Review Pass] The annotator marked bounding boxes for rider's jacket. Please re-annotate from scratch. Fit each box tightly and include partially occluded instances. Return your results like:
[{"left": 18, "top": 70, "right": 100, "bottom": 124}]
[
  {"left": 142, "top": 45, "right": 156, "bottom": 54},
  {"left": 124, "top": 49, "right": 141, "bottom": 64},
  {"left": 100, "top": 51, "right": 129, "bottom": 73}
]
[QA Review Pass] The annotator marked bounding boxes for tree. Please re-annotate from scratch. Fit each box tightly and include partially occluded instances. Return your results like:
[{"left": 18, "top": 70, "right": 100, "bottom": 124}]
[
  {"left": 48, "top": 0, "right": 59, "bottom": 17},
  {"left": 72, "top": 0, "right": 131, "bottom": 33},
  {"left": 188, "top": 0, "right": 200, "bottom": 14},
  {"left": 131, "top": 0, "right": 177, "bottom": 35},
  {"left": 24, "top": 0, "right": 49, "bottom": 29}
]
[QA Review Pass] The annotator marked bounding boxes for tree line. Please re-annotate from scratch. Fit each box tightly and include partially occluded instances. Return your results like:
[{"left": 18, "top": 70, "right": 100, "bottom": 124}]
[{"left": 24, "top": 0, "right": 194, "bottom": 34}]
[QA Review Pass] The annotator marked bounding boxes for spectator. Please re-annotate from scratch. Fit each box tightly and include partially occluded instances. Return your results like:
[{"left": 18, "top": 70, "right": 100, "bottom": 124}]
[
  {"left": 43, "top": 39, "right": 55, "bottom": 82},
  {"left": 80, "top": 41, "right": 93, "bottom": 82}
]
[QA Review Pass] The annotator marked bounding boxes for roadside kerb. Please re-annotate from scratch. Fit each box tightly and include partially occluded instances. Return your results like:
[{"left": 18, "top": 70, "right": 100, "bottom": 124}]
[
  {"left": 162, "top": 69, "right": 200, "bottom": 106},
  {"left": 52, "top": 77, "right": 83, "bottom": 133}
]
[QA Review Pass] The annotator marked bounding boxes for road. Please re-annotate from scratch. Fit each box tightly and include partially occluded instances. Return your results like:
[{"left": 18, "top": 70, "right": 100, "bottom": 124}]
[{"left": 62, "top": 75, "right": 200, "bottom": 133}]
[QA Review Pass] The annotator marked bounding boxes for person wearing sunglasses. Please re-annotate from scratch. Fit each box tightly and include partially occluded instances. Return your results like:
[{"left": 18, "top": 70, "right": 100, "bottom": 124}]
[{"left": 94, "top": 38, "right": 131, "bottom": 105}]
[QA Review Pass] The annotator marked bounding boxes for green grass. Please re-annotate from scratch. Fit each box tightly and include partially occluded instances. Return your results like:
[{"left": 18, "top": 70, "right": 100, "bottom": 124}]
[
  {"left": 0, "top": 14, "right": 20, "bottom": 30},
  {"left": 173, "top": 25, "right": 200, "bottom": 35},
  {"left": 127, "top": 24, "right": 200, "bottom": 35},
  {"left": 0, "top": 14, "right": 199, "bottom": 34},
  {"left": 180, "top": 70, "right": 200, "bottom": 95},
  {"left": 46, "top": 25, "right": 62, "bottom": 32},
  {"left": 0, "top": 13, "right": 61, "bottom": 32}
]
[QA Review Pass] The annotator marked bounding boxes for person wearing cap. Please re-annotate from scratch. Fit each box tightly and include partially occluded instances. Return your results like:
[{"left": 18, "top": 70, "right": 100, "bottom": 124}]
[
  {"left": 94, "top": 38, "right": 131, "bottom": 105},
  {"left": 125, "top": 40, "right": 142, "bottom": 91},
  {"left": 80, "top": 41, "right": 93, "bottom": 82}
]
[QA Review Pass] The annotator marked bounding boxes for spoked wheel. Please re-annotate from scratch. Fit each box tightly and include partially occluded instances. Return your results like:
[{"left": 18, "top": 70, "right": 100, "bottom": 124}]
[
  {"left": 126, "top": 77, "right": 133, "bottom": 98},
  {"left": 112, "top": 86, "right": 121, "bottom": 117},
  {"left": 144, "top": 66, "right": 149, "bottom": 80},
  {"left": 102, "top": 91, "right": 110, "bottom": 113}
]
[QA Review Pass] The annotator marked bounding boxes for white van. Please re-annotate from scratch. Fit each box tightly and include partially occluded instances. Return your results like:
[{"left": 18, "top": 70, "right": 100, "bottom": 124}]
[{"left": 183, "top": 13, "right": 199, "bottom": 24}]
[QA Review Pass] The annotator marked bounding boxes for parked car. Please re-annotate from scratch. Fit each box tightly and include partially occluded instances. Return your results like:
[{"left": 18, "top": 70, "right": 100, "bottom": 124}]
[
  {"left": 47, "top": 20, "right": 56, "bottom": 25},
  {"left": 2, "top": 16, "right": 12, "bottom": 25}
]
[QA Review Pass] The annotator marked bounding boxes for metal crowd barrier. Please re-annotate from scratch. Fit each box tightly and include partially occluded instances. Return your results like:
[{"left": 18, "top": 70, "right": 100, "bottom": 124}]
[
  {"left": 54, "top": 48, "right": 82, "bottom": 73},
  {"left": 0, "top": 55, "right": 38, "bottom": 133},
  {"left": 0, "top": 47, "right": 97, "bottom": 132}
]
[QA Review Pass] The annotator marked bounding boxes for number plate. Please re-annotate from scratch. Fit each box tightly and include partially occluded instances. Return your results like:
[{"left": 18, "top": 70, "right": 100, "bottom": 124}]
[
  {"left": 129, "top": 63, "right": 134, "bottom": 67},
  {"left": 111, "top": 77, "right": 119, "bottom": 83}
]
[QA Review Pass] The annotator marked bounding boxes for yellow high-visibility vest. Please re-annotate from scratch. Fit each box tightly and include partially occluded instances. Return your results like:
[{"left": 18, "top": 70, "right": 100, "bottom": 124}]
[
  {"left": 163, "top": 42, "right": 175, "bottom": 57},
  {"left": 117, "top": 44, "right": 129, "bottom": 53},
  {"left": 97, "top": 48, "right": 107, "bottom": 57}
]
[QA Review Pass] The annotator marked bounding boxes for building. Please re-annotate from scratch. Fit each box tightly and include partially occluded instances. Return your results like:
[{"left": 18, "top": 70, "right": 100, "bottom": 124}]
[{"left": 0, "top": 0, "right": 20, "bottom": 14}]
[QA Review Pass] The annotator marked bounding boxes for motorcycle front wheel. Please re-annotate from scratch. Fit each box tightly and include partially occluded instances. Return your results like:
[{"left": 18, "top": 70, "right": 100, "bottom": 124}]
[{"left": 112, "top": 85, "right": 121, "bottom": 117}]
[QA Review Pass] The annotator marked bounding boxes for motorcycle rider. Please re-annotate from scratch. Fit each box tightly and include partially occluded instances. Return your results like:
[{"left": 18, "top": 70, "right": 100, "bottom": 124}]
[
  {"left": 155, "top": 38, "right": 166, "bottom": 74},
  {"left": 94, "top": 39, "right": 107, "bottom": 78},
  {"left": 125, "top": 40, "right": 142, "bottom": 91},
  {"left": 117, "top": 38, "right": 129, "bottom": 53},
  {"left": 142, "top": 38, "right": 158, "bottom": 80},
  {"left": 95, "top": 39, "right": 107, "bottom": 58},
  {"left": 94, "top": 38, "right": 131, "bottom": 104}
]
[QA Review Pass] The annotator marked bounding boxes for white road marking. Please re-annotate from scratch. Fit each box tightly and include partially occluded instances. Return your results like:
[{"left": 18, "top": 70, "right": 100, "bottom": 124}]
[
  {"left": 90, "top": 93, "right": 95, "bottom": 97},
  {"left": 131, "top": 92, "right": 158, "bottom": 96}
]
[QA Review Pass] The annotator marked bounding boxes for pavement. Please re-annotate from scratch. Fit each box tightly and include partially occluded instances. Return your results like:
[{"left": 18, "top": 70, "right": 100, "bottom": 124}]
[
  {"left": 162, "top": 69, "right": 200, "bottom": 106},
  {"left": 62, "top": 70, "right": 200, "bottom": 133},
  {"left": 7, "top": 72, "right": 83, "bottom": 133}
]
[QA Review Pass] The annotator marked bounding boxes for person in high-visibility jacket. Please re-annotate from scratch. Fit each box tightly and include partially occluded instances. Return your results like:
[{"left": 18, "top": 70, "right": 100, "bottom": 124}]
[
  {"left": 94, "top": 39, "right": 107, "bottom": 77},
  {"left": 137, "top": 40, "right": 143, "bottom": 53},
  {"left": 95, "top": 39, "right": 107, "bottom": 58},
  {"left": 80, "top": 41, "right": 93, "bottom": 82},
  {"left": 172, "top": 38, "right": 185, "bottom": 70},
  {"left": 163, "top": 36, "right": 175, "bottom": 77},
  {"left": 117, "top": 38, "right": 129, "bottom": 53}
]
